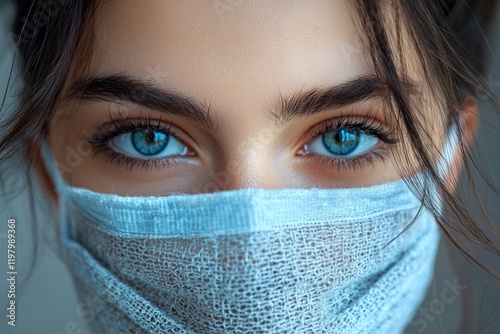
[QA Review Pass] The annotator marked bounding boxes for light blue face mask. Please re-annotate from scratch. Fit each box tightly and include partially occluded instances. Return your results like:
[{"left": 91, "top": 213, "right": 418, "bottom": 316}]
[{"left": 39, "top": 125, "right": 458, "bottom": 334}]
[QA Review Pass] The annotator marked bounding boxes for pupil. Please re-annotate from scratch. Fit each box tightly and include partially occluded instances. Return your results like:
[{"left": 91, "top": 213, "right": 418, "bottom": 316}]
[
  {"left": 335, "top": 131, "right": 347, "bottom": 144},
  {"left": 147, "top": 132, "right": 155, "bottom": 143},
  {"left": 131, "top": 129, "right": 169, "bottom": 156}
]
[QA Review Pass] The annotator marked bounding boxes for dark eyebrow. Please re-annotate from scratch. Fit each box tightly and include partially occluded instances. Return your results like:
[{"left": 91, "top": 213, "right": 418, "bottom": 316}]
[
  {"left": 65, "top": 74, "right": 395, "bottom": 130},
  {"left": 271, "top": 76, "right": 389, "bottom": 126},
  {"left": 65, "top": 74, "right": 216, "bottom": 129}
]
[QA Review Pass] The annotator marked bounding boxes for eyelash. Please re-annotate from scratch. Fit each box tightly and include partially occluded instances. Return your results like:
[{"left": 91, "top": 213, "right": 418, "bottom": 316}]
[
  {"left": 85, "top": 116, "right": 184, "bottom": 171},
  {"left": 85, "top": 115, "right": 399, "bottom": 172},
  {"left": 306, "top": 117, "right": 398, "bottom": 172}
]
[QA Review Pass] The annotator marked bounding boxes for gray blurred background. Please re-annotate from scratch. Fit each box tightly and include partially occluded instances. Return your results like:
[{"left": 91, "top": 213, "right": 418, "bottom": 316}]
[{"left": 0, "top": 0, "right": 499, "bottom": 333}]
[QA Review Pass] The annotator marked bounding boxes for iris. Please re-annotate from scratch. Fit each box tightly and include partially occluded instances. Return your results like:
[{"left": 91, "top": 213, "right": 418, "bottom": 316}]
[
  {"left": 322, "top": 129, "right": 360, "bottom": 156},
  {"left": 131, "top": 129, "right": 169, "bottom": 156}
]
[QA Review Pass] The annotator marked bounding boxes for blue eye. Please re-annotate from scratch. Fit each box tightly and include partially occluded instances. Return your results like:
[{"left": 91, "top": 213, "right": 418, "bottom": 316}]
[
  {"left": 111, "top": 129, "right": 188, "bottom": 158},
  {"left": 307, "top": 128, "right": 378, "bottom": 157},
  {"left": 131, "top": 129, "right": 169, "bottom": 156}
]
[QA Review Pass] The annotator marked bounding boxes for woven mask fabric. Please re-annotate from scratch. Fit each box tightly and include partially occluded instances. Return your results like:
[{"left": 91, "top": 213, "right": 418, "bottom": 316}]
[{"left": 39, "top": 126, "right": 458, "bottom": 333}]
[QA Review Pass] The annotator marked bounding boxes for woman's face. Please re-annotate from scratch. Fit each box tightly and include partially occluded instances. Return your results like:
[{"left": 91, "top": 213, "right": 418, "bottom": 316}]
[{"left": 46, "top": 0, "right": 449, "bottom": 196}]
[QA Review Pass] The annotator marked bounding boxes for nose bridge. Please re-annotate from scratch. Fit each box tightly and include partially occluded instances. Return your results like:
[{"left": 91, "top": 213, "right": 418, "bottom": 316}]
[
  {"left": 212, "top": 152, "right": 273, "bottom": 192},
  {"left": 209, "top": 127, "right": 279, "bottom": 191}
]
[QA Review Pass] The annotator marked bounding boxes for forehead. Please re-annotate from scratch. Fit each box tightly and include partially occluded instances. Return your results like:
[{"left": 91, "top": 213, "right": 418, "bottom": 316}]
[{"left": 84, "top": 0, "right": 372, "bottom": 113}]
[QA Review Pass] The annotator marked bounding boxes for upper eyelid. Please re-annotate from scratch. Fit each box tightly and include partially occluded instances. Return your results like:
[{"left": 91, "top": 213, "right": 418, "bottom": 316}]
[
  {"left": 88, "top": 117, "right": 180, "bottom": 143},
  {"left": 306, "top": 116, "right": 397, "bottom": 143}
]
